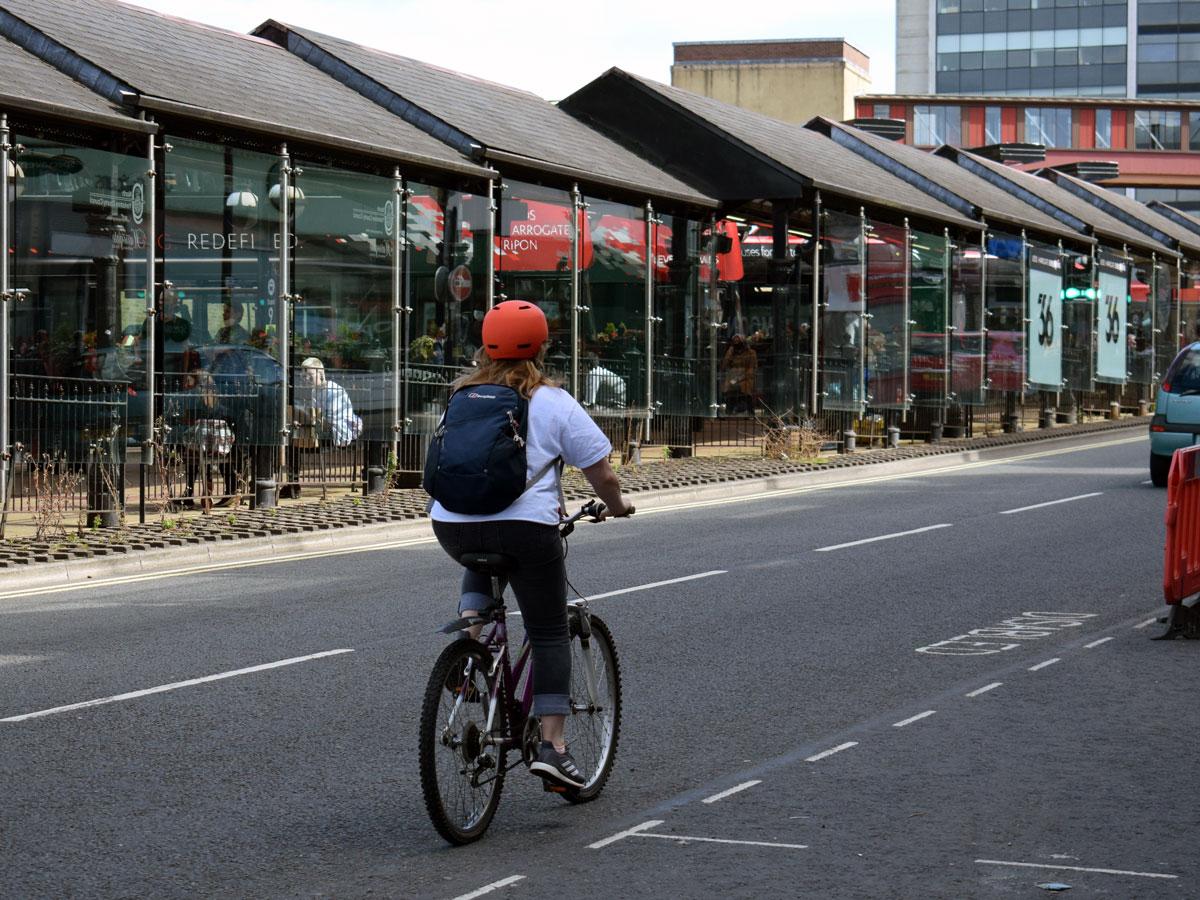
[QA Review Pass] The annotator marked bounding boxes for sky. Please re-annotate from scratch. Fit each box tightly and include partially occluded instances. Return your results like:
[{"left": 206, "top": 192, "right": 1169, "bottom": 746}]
[{"left": 120, "top": 0, "right": 897, "bottom": 101}]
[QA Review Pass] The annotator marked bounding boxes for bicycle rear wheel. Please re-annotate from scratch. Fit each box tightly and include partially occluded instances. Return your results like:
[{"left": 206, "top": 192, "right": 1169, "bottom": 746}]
[
  {"left": 418, "top": 639, "right": 506, "bottom": 844},
  {"left": 561, "top": 610, "right": 622, "bottom": 803}
]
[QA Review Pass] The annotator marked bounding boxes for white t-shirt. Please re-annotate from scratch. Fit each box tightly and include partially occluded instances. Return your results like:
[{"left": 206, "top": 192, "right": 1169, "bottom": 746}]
[{"left": 430, "top": 385, "right": 612, "bottom": 526}]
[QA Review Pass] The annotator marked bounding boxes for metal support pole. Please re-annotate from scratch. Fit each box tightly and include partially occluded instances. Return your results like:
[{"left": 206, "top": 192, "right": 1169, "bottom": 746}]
[
  {"left": 278, "top": 145, "right": 293, "bottom": 470},
  {"left": 980, "top": 225, "right": 989, "bottom": 409},
  {"left": 810, "top": 192, "right": 822, "bottom": 415},
  {"left": 0, "top": 115, "right": 10, "bottom": 516},
  {"left": 140, "top": 127, "right": 159, "bottom": 473},
  {"left": 643, "top": 200, "right": 657, "bottom": 441},
  {"left": 708, "top": 214, "right": 719, "bottom": 416},
  {"left": 902, "top": 218, "right": 912, "bottom": 418},
  {"left": 570, "top": 183, "right": 583, "bottom": 397},
  {"left": 943, "top": 228, "right": 952, "bottom": 416},
  {"left": 390, "top": 167, "right": 403, "bottom": 465},
  {"left": 858, "top": 207, "right": 867, "bottom": 416},
  {"left": 486, "top": 179, "right": 496, "bottom": 310}
]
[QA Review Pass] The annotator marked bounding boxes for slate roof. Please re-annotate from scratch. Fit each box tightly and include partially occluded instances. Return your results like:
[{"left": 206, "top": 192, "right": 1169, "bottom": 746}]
[
  {"left": 1043, "top": 169, "right": 1200, "bottom": 258},
  {"left": 589, "top": 70, "right": 977, "bottom": 229},
  {"left": 1148, "top": 201, "right": 1200, "bottom": 237},
  {"left": 0, "top": 32, "right": 147, "bottom": 131},
  {"left": 0, "top": 0, "right": 491, "bottom": 178},
  {"left": 938, "top": 147, "right": 1177, "bottom": 257},
  {"left": 258, "top": 22, "right": 715, "bottom": 208},
  {"left": 813, "top": 118, "right": 1084, "bottom": 245}
]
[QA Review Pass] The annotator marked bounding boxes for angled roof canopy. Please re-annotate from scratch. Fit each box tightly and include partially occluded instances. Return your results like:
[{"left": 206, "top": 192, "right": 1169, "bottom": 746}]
[
  {"left": 0, "top": 31, "right": 150, "bottom": 132},
  {"left": 807, "top": 118, "right": 1085, "bottom": 246},
  {"left": 561, "top": 68, "right": 978, "bottom": 230},
  {"left": 1043, "top": 169, "right": 1200, "bottom": 258},
  {"left": 254, "top": 21, "right": 714, "bottom": 210},
  {"left": 1147, "top": 201, "right": 1200, "bottom": 240},
  {"left": 0, "top": 0, "right": 492, "bottom": 179},
  {"left": 936, "top": 146, "right": 1178, "bottom": 258}
]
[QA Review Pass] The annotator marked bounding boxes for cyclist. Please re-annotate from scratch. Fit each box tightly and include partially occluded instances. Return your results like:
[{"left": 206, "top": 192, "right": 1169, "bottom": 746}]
[{"left": 430, "top": 300, "right": 634, "bottom": 789}]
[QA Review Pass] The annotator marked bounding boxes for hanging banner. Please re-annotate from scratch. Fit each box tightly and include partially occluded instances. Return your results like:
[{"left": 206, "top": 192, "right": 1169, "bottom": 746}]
[
  {"left": 1027, "top": 247, "right": 1063, "bottom": 389},
  {"left": 1096, "top": 253, "right": 1128, "bottom": 383}
]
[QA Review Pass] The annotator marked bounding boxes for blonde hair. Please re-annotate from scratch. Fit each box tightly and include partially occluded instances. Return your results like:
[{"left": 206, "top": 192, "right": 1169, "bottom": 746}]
[{"left": 452, "top": 348, "right": 557, "bottom": 399}]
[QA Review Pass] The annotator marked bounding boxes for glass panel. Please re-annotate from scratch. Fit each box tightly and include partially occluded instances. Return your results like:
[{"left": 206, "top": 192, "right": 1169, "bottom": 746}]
[
  {"left": 1135, "top": 109, "right": 1182, "bottom": 149},
  {"left": 495, "top": 181, "right": 575, "bottom": 386},
  {"left": 984, "top": 232, "right": 1026, "bottom": 396},
  {"left": 1155, "top": 261, "right": 1177, "bottom": 383},
  {"left": 162, "top": 137, "right": 282, "bottom": 451},
  {"left": 1179, "top": 260, "right": 1200, "bottom": 348},
  {"left": 951, "top": 238, "right": 987, "bottom": 407},
  {"left": 910, "top": 230, "right": 949, "bottom": 410},
  {"left": 581, "top": 198, "right": 647, "bottom": 414},
  {"left": 1095, "top": 108, "right": 1112, "bottom": 147},
  {"left": 1128, "top": 259, "right": 1155, "bottom": 383},
  {"left": 289, "top": 163, "right": 396, "bottom": 456},
  {"left": 11, "top": 137, "right": 149, "bottom": 449},
  {"left": 985, "top": 106, "right": 1003, "bottom": 143},
  {"left": 864, "top": 220, "right": 909, "bottom": 411},
  {"left": 652, "top": 214, "right": 708, "bottom": 417},
  {"left": 820, "top": 209, "right": 864, "bottom": 412},
  {"left": 1062, "top": 252, "right": 1095, "bottom": 391}
]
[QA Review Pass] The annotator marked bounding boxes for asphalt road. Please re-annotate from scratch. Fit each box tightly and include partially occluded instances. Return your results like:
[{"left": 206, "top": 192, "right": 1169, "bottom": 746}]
[{"left": 2, "top": 431, "right": 1195, "bottom": 899}]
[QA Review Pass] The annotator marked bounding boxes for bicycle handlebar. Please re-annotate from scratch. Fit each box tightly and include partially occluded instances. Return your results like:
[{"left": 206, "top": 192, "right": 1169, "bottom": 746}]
[{"left": 560, "top": 500, "right": 635, "bottom": 537}]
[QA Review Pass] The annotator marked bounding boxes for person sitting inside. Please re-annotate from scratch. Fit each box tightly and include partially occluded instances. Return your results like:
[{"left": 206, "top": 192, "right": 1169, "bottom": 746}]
[
  {"left": 297, "top": 357, "right": 362, "bottom": 448},
  {"left": 721, "top": 334, "right": 757, "bottom": 414},
  {"left": 582, "top": 352, "right": 627, "bottom": 408},
  {"left": 216, "top": 300, "right": 250, "bottom": 345}
]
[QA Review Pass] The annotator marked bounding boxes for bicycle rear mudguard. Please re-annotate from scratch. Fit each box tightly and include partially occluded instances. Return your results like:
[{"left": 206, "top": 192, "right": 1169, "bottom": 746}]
[{"left": 437, "top": 610, "right": 499, "bottom": 634}]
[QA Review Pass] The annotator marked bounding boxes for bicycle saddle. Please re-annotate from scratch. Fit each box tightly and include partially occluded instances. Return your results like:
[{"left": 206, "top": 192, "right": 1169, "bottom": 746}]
[{"left": 458, "top": 552, "right": 517, "bottom": 575}]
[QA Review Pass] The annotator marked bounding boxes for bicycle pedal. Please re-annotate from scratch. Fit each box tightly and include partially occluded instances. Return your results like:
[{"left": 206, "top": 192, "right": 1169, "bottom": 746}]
[{"left": 542, "top": 781, "right": 568, "bottom": 794}]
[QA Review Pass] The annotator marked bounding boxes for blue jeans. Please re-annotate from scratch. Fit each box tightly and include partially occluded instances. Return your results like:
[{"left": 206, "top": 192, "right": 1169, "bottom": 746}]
[{"left": 431, "top": 519, "right": 570, "bottom": 717}]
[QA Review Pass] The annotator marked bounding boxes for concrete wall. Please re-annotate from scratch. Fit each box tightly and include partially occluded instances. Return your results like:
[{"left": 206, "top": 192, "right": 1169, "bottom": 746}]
[
  {"left": 671, "top": 61, "right": 869, "bottom": 124},
  {"left": 897, "top": 0, "right": 934, "bottom": 94}
]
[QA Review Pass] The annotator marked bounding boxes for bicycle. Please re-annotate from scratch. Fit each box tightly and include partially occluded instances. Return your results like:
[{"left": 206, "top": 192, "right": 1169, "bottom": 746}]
[{"left": 418, "top": 500, "right": 623, "bottom": 845}]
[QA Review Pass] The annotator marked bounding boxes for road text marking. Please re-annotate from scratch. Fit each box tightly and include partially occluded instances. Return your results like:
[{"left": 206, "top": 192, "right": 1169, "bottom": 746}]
[
  {"left": 452, "top": 875, "right": 527, "bottom": 900},
  {"left": 588, "top": 820, "right": 664, "bottom": 850},
  {"left": 634, "top": 832, "right": 807, "bottom": 850},
  {"left": 1085, "top": 637, "right": 1114, "bottom": 649},
  {"left": 1134, "top": 617, "right": 1159, "bottom": 630},
  {"left": 966, "top": 683, "right": 1003, "bottom": 698},
  {"left": 805, "top": 742, "right": 858, "bottom": 762},
  {"left": 0, "top": 649, "right": 355, "bottom": 722},
  {"left": 975, "top": 860, "right": 1177, "bottom": 880},
  {"left": 1029, "top": 658, "right": 1061, "bottom": 671},
  {"left": 999, "top": 492, "right": 1103, "bottom": 515},
  {"left": 893, "top": 710, "right": 937, "bottom": 728},
  {"left": 917, "top": 612, "right": 1096, "bottom": 656},
  {"left": 815, "top": 524, "right": 952, "bottom": 553},
  {"left": 702, "top": 780, "right": 762, "bottom": 805}
]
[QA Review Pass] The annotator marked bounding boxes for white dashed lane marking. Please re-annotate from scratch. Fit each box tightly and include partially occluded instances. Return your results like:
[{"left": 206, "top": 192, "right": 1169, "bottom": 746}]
[
  {"left": 892, "top": 710, "right": 937, "bottom": 728},
  {"left": 1029, "top": 658, "right": 1061, "bottom": 671},
  {"left": 966, "top": 682, "right": 1003, "bottom": 698},
  {"left": 975, "top": 860, "right": 1177, "bottom": 880},
  {"left": 805, "top": 742, "right": 858, "bottom": 762},
  {"left": 451, "top": 875, "right": 526, "bottom": 900},
  {"left": 1084, "top": 637, "right": 1114, "bottom": 649},
  {"left": 702, "top": 780, "right": 761, "bottom": 805},
  {"left": 999, "top": 492, "right": 1103, "bottom": 515}
]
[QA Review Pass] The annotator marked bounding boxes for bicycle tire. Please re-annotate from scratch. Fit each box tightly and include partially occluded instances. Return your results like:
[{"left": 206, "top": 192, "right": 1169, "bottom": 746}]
[
  {"left": 561, "top": 611, "right": 622, "bottom": 803},
  {"left": 418, "top": 639, "right": 507, "bottom": 844}
]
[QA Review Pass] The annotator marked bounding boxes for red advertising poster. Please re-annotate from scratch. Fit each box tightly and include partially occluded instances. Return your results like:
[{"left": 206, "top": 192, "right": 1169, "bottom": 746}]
[
  {"left": 716, "top": 219, "right": 744, "bottom": 282},
  {"left": 495, "top": 200, "right": 592, "bottom": 272},
  {"left": 591, "top": 214, "right": 673, "bottom": 279}
]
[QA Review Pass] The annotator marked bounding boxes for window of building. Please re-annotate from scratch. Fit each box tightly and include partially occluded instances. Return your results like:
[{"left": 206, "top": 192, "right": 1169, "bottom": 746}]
[
  {"left": 985, "top": 106, "right": 1003, "bottom": 143},
  {"left": 1095, "top": 108, "right": 1112, "bottom": 148},
  {"left": 873, "top": 103, "right": 891, "bottom": 118},
  {"left": 1024, "top": 107, "right": 1073, "bottom": 147},
  {"left": 1134, "top": 109, "right": 1182, "bottom": 149},
  {"left": 914, "top": 105, "right": 962, "bottom": 146},
  {"left": 1189, "top": 112, "right": 1200, "bottom": 150}
]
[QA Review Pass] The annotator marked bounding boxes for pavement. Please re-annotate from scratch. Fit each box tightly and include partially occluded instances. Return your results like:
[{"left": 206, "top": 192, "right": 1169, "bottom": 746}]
[
  {"left": 0, "top": 415, "right": 1149, "bottom": 595},
  {"left": 1, "top": 424, "right": 1191, "bottom": 899}
]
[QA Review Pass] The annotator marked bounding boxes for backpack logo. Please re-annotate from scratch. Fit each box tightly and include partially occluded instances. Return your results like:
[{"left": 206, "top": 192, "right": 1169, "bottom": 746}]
[{"left": 468, "top": 392, "right": 498, "bottom": 399}]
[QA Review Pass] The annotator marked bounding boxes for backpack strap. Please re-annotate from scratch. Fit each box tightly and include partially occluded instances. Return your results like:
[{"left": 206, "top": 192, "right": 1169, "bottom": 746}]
[{"left": 527, "top": 455, "right": 566, "bottom": 512}]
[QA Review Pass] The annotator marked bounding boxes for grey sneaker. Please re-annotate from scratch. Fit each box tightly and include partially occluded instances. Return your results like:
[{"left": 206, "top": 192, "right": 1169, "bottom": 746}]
[{"left": 529, "top": 741, "right": 585, "bottom": 789}]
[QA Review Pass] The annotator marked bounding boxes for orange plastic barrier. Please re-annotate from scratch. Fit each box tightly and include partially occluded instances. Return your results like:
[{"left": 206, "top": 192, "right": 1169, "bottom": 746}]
[{"left": 1163, "top": 445, "right": 1200, "bottom": 604}]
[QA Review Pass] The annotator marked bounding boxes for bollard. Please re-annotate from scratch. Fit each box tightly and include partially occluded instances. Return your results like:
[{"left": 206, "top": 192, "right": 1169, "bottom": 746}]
[
  {"left": 928, "top": 422, "right": 944, "bottom": 444},
  {"left": 254, "top": 479, "right": 277, "bottom": 509},
  {"left": 1109, "top": 401, "right": 1121, "bottom": 420},
  {"left": 365, "top": 466, "right": 387, "bottom": 495},
  {"left": 842, "top": 429, "right": 856, "bottom": 453},
  {"left": 1056, "top": 409, "right": 1077, "bottom": 425},
  {"left": 625, "top": 441, "right": 641, "bottom": 466},
  {"left": 1138, "top": 399, "right": 1151, "bottom": 417},
  {"left": 887, "top": 426, "right": 900, "bottom": 448},
  {"left": 1038, "top": 409, "right": 1054, "bottom": 429},
  {"left": 1002, "top": 414, "right": 1022, "bottom": 433}
]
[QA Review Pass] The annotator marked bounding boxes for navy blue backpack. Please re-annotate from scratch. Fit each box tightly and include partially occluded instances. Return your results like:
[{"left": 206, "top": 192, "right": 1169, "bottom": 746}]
[{"left": 423, "top": 384, "right": 558, "bottom": 515}]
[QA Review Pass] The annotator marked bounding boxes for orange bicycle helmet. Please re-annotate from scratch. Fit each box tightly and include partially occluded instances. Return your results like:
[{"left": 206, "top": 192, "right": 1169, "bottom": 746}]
[{"left": 481, "top": 301, "right": 548, "bottom": 360}]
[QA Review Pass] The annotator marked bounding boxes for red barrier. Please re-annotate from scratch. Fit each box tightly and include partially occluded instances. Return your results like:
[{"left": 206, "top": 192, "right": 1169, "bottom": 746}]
[{"left": 1163, "top": 445, "right": 1200, "bottom": 604}]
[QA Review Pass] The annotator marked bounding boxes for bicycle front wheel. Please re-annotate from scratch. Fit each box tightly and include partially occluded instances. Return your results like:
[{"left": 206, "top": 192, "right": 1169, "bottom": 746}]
[
  {"left": 562, "top": 610, "right": 622, "bottom": 803},
  {"left": 418, "top": 639, "right": 506, "bottom": 844}
]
